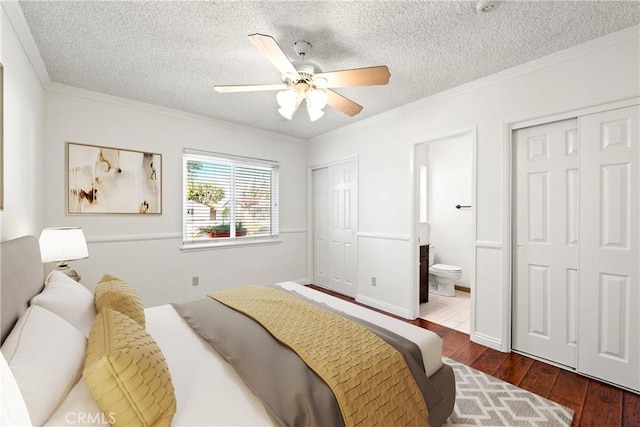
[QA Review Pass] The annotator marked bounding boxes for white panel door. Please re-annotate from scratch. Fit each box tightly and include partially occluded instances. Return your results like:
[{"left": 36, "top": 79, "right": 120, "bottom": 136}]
[
  {"left": 313, "top": 162, "right": 358, "bottom": 297},
  {"left": 578, "top": 105, "right": 639, "bottom": 391},
  {"left": 513, "top": 118, "right": 579, "bottom": 368},
  {"left": 313, "top": 168, "right": 330, "bottom": 287},
  {"left": 327, "top": 162, "right": 358, "bottom": 297}
]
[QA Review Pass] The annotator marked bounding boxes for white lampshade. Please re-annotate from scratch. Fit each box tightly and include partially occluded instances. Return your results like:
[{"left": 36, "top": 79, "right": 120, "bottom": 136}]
[
  {"left": 39, "top": 227, "right": 89, "bottom": 263},
  {"left": 306, "top": 88, "right": 328, "bottom": 109},
  {"left": 276, "top": 89, "right": 297, "bottom": 108},
  {"left": 278, "top": 106, "right": 295, "bottom": 120},
  {"left": 307, "top": 105, "right": 324, "bottom": 122}
]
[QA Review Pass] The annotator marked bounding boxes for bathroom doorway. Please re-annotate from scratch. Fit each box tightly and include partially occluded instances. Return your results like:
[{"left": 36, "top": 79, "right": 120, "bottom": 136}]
[{"left": 413, "top": 128, "right": 476, "bottom": 334}]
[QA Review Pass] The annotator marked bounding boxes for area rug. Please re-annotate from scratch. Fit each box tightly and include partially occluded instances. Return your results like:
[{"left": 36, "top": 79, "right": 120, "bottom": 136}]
[{"left": 443, "top": 358, "right": 574, "bottom": 427}]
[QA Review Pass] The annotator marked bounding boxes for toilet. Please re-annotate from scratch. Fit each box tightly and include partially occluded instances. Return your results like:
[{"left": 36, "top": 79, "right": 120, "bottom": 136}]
[{"left": 428, "top": 246, "right": 462, "bottom": 297}]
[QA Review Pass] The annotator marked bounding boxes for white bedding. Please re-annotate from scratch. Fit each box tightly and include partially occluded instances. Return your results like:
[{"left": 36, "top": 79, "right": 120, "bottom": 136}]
[
  {"left": 46, "top": 282, "right": 444, "bottom": 426},
  {"left": 146, "top": 304, "right": 273, "bottom": 426}
]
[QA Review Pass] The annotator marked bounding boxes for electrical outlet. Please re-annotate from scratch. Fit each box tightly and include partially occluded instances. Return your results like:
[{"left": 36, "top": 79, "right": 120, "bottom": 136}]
[
  {"left": 192, "top": 276, "right": 199, "bottom": 286},
  {"left": 371, "top": 277, "right": 377, "bottom": 286}
]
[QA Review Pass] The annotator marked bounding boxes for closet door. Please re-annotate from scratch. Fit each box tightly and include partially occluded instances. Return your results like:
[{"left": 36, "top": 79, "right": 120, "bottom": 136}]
[
  {"left": 313, "top": 161, "right": 358, "bottom": 297},
  {"left": 512, "top": 119, "right": 579, "bottom": 368},
  {"left": 578, "top": 105, "right": 639, "bottom": 391},
  {"left": 326, "top": 161, "right": 358, "bottom": 297}
]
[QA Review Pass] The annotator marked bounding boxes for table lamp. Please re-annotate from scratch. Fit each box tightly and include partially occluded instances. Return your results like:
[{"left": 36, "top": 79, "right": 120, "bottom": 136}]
[{"left": 39, "top": 227, "right": 89, "bottom": 282}]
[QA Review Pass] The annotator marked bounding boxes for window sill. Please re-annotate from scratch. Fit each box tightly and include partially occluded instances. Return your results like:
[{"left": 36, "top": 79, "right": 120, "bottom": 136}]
[{"left": 180, "top": 237, "right": 281, "bottom": 252}]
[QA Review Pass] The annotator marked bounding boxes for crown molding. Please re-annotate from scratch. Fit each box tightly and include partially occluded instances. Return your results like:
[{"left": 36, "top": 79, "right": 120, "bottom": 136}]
[
  {"left": 2, "top": 1, "right": 51, "bottom": 87},
  {"left": 311, "top": 24, "right": 640, "bottom": 142}
]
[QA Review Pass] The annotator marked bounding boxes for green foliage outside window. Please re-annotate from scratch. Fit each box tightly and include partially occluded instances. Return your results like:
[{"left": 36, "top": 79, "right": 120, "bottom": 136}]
[
  {"left": 186, "top": 181, "right": 225, "bottom": 208},
  {"left": 186, "top": 161, "right": 225, "bottom": 208}
]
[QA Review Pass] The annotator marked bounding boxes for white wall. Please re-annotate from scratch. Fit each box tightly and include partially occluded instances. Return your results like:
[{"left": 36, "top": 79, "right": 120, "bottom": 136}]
[
  {"left": 0, "top": 5, "right": 45, "bottom": 241},
  {"left": 308, "top": 26, "right": 640, "bottom": 349},
  {"left": 43, "top": 90, "right": 308, "bottom": 307},
  {"left": 427, "top": 134, "right": 473, "bottom": 288}
]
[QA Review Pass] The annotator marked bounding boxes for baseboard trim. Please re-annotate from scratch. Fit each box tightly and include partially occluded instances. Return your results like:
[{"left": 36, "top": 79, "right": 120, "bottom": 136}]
[
  {"left": 455, "top": 285, "right": 471, "bottom": 293},
  {"left": 358, "top": 232, "right": 410, "bottom": 241},
  {"left": 355, "top": 294, "right": 411, "bottom": 319},
  {"left": 471, "top": 332, "right": 503, "bottom": 352}
]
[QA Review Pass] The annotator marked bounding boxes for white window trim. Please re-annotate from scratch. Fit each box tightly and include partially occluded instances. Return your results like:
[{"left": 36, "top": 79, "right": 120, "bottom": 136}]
[
  {"left": 180, "top": 236, "right": 282, "bottom": 251},
  {"left": 182, "top": 148, "right": 279, "bottom": 249}
]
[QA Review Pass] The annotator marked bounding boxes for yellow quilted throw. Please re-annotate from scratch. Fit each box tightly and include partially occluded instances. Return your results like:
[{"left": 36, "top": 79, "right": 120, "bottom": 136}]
[{"left": 209, "top": 286, "right": 429, "bottom": 427}]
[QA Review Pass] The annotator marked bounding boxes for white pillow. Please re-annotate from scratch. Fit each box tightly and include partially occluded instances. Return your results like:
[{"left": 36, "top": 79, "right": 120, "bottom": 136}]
[
  {"left": 1, "top": 352, "right": 32, "bottom": 426},
  {"left": 31, "top": 270, "right": 96, "bottom": 338},
  {"left": 1, "top": 305, "right": 87, "bottom": 426},
  {"left": 44, "top": 378, "right": 110, "bottom": 427}
]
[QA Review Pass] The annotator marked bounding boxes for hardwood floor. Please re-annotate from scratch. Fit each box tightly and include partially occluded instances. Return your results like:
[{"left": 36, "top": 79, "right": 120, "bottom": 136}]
[{"left": 307, "top": 285, "right": 640, "bottom": 427}]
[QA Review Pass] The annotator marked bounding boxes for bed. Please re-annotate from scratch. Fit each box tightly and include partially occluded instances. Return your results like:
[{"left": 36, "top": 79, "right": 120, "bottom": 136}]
[{"left": 1, "top": 235, "right": 455, "bottom": 426}]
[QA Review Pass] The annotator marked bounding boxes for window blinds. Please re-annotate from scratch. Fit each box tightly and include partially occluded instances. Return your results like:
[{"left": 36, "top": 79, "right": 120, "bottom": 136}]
[{"left": 183, "top": 149, "right": 279, "bottom": 245}]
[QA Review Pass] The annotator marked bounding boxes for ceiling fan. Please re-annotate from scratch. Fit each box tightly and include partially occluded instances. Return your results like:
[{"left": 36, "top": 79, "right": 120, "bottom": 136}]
[{"left": 214, "top": 34, "right": 391, "bottom": 121}]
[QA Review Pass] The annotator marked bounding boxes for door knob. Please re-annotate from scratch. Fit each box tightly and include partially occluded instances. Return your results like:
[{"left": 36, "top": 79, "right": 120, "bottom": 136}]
[{"left": 517, "top": 245, "right": 524, "bottom": 250}]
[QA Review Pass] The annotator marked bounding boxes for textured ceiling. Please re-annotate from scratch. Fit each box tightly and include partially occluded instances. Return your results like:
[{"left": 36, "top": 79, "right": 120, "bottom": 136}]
[{"left": 19, "top": 1, "right": 640, "bottom": 139}]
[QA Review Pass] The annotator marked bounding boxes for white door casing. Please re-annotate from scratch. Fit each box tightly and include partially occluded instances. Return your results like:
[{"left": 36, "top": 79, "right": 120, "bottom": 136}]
[
  {"left": 312, "top": 161, "right": 358, "bottom": 297},
  {"left": 513, "top": 118, "right": 579, "bottom": 368},
  {"left": 578, "top": 105, "right": 639, "bottom": 391}
]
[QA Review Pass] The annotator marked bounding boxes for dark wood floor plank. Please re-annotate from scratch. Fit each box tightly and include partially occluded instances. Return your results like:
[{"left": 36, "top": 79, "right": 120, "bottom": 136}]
[
  {"left": 518, "top": 360, "right": 561, "bottom": 398},
  {"left": 491, "top": 352, "right": 534, "bottom": 385},
  {"left": 419, "top": 320, "right": 452, "bottom": 336},
  {"left": 580, "top": 380, "right": 623, "bottom": 426},
  {"left": 623, "top": 391, "right": 640, "bottom": 427},
  {"left": 550, "top": 369, "right": 589, "bottom": 406},
  {"left": 469, "top": 347, "right": 509, "bottom": 375},
  {"left": 439, "top": 329, "right": 471, "bottom": 358},
  {"left": 448, "top": 339, "right": 487, "bottom": 366}
]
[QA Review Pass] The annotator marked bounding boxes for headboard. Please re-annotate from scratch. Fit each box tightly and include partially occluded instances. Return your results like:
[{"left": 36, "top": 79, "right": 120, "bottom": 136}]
[{"left": 1, "top": 235, "right": 44, "bottom": 344}]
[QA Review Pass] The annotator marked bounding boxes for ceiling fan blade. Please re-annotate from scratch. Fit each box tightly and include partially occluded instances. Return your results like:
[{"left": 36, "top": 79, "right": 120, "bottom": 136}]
[
  {"left": 326, "top": 90, "right": 363, "bottom": 116},
  {"left": 248, "top": 33, "right": 300, "bottom": 79},
  {"left": 315, "top": 66, "right": 390, "bottom": 88},
  {"left": 214, "top": 83, "right": 288, "bottom": 93}
]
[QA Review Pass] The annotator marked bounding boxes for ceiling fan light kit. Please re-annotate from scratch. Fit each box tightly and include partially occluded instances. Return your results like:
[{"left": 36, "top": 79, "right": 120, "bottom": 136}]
[
  {"left": 214, "top": 33, "right": 390, "bottom": 122},
  {"left": 276, "top": 71, "right": 329, "bottom": 121}
]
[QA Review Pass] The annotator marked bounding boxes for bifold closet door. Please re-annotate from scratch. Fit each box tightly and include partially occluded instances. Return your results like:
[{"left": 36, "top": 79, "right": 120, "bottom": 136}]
[
  {"left": 512, "top": 118, "right": 579, "bottom": 368},
  {"left": 578, "top": 105, "right": 639, "bottom": 392}
]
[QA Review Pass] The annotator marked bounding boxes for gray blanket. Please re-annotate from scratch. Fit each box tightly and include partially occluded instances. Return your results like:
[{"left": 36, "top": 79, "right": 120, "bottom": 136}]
[{"left": 173, "top": 291, "right": 443, "bottom": 427}]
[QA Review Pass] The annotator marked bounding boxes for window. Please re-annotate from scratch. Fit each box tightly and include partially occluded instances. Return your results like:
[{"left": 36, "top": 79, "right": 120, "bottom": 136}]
[{"left": 183, "top": 149, "right": 279, "bottom": 248}]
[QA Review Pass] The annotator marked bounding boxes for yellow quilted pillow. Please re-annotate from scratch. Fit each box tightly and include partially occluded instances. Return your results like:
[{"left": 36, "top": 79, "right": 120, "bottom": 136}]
[
  {"left": 83, "top": 308, "right": 176, "bottom": 427},
  {"left": 94, "top": 274, "right": 146, "bottom": 327}
]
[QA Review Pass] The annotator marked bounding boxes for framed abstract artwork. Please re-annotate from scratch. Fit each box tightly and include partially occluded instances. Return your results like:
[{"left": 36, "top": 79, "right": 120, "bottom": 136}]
[{"left": 66, "top": 142, "right": 162, "bottom": 214}]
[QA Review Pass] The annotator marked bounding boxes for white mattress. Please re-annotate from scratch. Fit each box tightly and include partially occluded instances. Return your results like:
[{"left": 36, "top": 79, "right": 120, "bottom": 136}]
[{"left": 47, "top": 282, "right": 444, "bottom": 426}]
